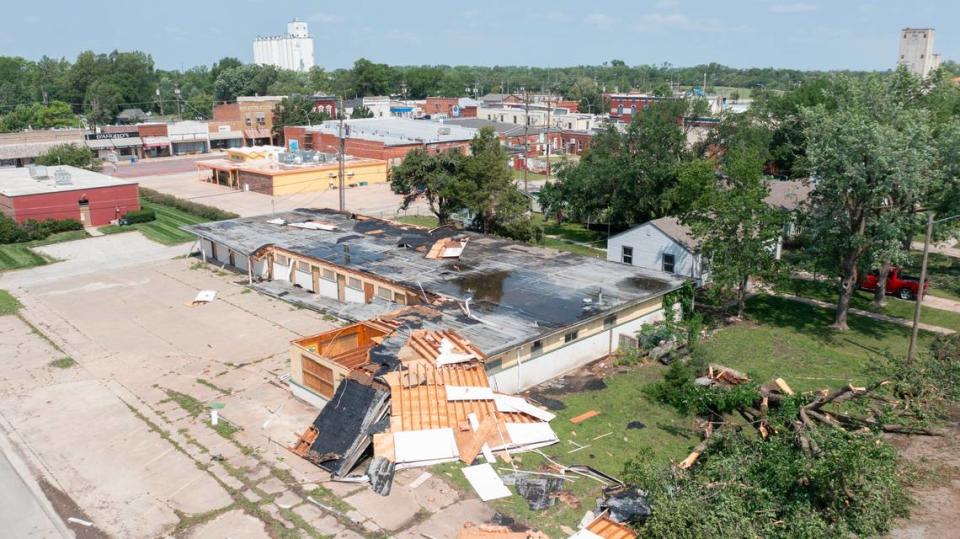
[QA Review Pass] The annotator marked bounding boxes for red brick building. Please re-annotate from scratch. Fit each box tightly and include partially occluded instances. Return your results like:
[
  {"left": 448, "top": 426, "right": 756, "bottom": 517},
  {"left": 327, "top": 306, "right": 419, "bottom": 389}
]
[
  {"left": 422, "top": 97, "right": 459, "bottom": 117},
  {"left": 0, "top": 165, "right": 139, "bottom": 226},
  {"left": 311, "top": 95, "right": 339, "bottom": 119},
  {"left": 605, "top": 93, "right": 675, "bottom": 123}
]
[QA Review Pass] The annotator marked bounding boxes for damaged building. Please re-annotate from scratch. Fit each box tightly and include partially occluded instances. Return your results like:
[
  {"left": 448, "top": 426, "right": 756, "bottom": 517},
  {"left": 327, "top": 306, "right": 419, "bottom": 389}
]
[
  {"left": 185, "top": 208, "right": 683, "bottom": 404},
  {"left": 289, "top": 309, "right": 559, "bottom": 486}
]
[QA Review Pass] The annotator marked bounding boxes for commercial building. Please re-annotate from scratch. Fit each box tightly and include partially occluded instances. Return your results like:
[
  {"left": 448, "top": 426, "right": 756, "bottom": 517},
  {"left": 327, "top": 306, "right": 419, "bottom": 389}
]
[
  {"left": 84, "top": 128, "right": 145, "bottom": 160},
  {"left": 186, "top": 209, "right": 682, "bottom": 405},
  {"left": 0, "top": 165, "right": 139, "bottom": 226},
  {"left": 898, "top": 28, "right": 941, "bottom": 78},
  {"left": 211, "top": 96, "right": 282, "bottom": 146},
  {"left": 167, "top": 121, "right": 211, "bottom": 155},
  {"left": 196, "top": 152, "right": 388, "bottom": 195},
  {"left": 422, "top": 97, "right": 460, "bottom": 118},
  {"left": 253, "top": 20, "right": 315, "bottom": 72},
  {"left": 138, "top": 123, "right": 173, "bottom": 158},
  {"left": 284, "top": 118, "right": 478, "bottom": 165},
  {"left": 0, "top": 129, "right": 86, "bottom": 168}
]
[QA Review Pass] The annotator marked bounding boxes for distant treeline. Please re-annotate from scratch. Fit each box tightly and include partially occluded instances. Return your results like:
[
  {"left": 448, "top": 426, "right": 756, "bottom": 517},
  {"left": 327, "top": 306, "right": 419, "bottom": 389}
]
[{"left": 2, "top": 51, "right": 957, "bottom": 130}]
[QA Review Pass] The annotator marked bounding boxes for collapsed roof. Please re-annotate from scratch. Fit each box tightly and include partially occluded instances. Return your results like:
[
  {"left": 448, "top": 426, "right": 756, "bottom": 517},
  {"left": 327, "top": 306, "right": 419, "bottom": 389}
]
[{"left": 291, "top": 309, "right": 558, "bottom": 483}]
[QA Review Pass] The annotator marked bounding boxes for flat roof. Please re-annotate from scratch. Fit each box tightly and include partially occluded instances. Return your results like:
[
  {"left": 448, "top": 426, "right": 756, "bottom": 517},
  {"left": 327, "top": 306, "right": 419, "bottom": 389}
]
[
  {"left": 304, "top": 118, "right": 478, "bottom": 146},
  {"left": 0, "top": 165, "right": 136, "bottom": 197},
  {"left": 186, "top": 209, "right": 682, "bottom": 355}
]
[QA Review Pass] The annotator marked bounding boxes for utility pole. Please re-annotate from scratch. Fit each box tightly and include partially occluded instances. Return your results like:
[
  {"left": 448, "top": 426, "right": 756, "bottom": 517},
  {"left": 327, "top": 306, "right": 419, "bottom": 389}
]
[
  {"left": 908, "top": 212, "right": 960, "bottom": 361},
  {"left": 157, "top": 88, "right": 164, "bottom": 118},
  {"left": 338, "top": 97, "right": 346, "bottom": 212},
  {"left": 175, "top": 87, "right": 182, "bottom": 121},
  {"left": 522, "top": 88, "right": 529, "bottom": 196},
  {"left": 545, "top": 89, "right": 552, "bottom": 179}
]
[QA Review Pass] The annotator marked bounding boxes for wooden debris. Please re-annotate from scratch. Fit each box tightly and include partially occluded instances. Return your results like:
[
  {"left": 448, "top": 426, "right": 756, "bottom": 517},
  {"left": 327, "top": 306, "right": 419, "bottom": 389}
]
[
  {"left": 774, "top": 378, "right": 795, "bottom": 396},
  {"left": 570, "top": 410, "right": 600, "bottom": 424}
]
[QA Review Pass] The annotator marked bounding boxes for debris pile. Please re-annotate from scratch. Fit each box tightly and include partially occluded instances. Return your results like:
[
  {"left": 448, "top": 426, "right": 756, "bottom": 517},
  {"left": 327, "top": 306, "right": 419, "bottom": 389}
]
[{"left": 291, "top": 308, "right": 559, "bottom": 495}]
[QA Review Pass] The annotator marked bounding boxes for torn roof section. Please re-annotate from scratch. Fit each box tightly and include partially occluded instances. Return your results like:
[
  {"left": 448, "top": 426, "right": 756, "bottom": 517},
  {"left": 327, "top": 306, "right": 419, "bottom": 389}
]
[
  {"left": 186, "top": 208, "right": 683, "bottom": 356},
  {"left": 291, "top": 316, "right": 558, "bottom": 477}
]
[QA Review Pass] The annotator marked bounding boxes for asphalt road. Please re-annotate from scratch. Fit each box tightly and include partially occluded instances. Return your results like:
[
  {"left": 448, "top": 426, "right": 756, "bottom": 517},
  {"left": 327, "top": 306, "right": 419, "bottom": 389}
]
[
  {"left": 0, "top": 430, "right": 69, "bottom": 538},
  {"left": 111, "top": 155, "right": 217, "bottom": 178}
]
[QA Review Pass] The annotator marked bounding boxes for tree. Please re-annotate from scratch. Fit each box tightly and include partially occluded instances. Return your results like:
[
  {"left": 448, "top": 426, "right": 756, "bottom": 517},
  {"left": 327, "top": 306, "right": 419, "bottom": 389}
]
[
  {"left": 350, "top": 58, "right": 394, "bottom": 97},
  {"left": 553, "top": 99, "right": 689, "bottom": 228},
  {"left": 390, "top": 148, "right": 466, "bottom": 225},
  {"left": 682, "top": 148, "right": 783, "bottom": 318},
  {"left": 459, "top": 127, "right": 525, "bottom": 234},
  {"left": 34, "top": 143, "right": 101, "bottom": 171},
  {"left": 271, "top": 95, "right": 329, "bottom": 144},
  {"left": 350, "top": 105, "right": 374, "bottom": 119},
  {"left": 803, "top": 75, "right": 935, "bottom": 329},
  {"left": 213, "top": 64, "right": 279, "bottom": 101}
]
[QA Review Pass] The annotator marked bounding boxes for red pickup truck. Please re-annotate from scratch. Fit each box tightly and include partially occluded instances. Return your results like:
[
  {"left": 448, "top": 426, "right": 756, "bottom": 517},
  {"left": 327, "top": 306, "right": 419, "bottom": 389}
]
[{"left": 859, "top": 267, "right": 928, "bottom": 300}]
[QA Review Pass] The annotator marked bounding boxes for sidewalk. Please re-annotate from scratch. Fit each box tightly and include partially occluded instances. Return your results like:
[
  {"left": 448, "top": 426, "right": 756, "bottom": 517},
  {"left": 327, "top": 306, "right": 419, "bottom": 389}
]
[
  {"left": 911, "top": 238, "right": 960, "bottom": 259},
  {"left": 776, "top": 293, "right": 955, "bottom": 335}
]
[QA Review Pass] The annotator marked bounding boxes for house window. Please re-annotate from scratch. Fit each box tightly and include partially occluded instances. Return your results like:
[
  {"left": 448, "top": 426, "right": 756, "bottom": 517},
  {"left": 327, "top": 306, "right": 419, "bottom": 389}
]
[
  {"left": 621, "top": 246, "right": 633, "bottom": 265},
  {"left": 297, "top": 261, "right": 311, "bottom": 272},
  {"left": 256, "top": 112, "right": 266, "bottom": 126},
  {"left": 276, "top": 254, "right": 289, "bottom": 266},
  {"left": 244, "top": 115, "right": 252, "bottom": 127},
  {"left": 663, "top": 253, "right": 676, "bottom": 273},
  {"left": 322, "top": 268, "right": 336, "bottom": 281},
  {"left": 347, "top": 277, "right": 362, "bottom": 290},
  {"left": 564, "top": 331, "right": 579, "bottom": 343},
  {"left": 531, "top": 340, "right": 543, "bottom": 356},
  {"left": 377, "top": 286, "right": 393, "bottom": 300},
  {"left": 604, "top": 315, "right": 617, "bottom": 329}
]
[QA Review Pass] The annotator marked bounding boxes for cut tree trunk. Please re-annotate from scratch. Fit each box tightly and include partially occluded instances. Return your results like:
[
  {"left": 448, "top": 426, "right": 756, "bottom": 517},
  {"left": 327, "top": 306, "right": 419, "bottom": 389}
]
[{"left": 873, "top": 262, "right": 890, "bottom": 308}]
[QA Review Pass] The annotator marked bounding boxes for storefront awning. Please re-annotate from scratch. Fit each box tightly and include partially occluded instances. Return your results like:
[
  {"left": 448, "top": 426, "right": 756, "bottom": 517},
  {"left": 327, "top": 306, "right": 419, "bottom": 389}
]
[
  {"left": 209, "top": 131, "right": 244, "bottom": 141},
  {"left": 85, "top": 139, "right": 115, "bottom": 150},
  {"left": 112, "top": 137, "right": 143, "bottom": 148},
  {"left": 169, "top": 133, "right": 209, "bottom": 143},
  {"left": 243, "top": 128, "right": 272, "bottom": 140},
  {"left": 142, "top": 136, "right": 171, "bottom": 148}
]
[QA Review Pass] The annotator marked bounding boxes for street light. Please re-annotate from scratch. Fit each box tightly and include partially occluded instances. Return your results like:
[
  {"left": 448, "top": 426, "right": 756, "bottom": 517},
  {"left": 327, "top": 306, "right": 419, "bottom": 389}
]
[{"left": 908, "top": 212, "right": 960, "bottom": 361}]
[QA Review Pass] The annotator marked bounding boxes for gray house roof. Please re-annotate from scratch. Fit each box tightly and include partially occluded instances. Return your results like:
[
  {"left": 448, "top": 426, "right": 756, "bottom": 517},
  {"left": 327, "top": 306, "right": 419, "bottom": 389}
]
[{"left": 764, "top": 179, "right": 813, "bottom": 211}]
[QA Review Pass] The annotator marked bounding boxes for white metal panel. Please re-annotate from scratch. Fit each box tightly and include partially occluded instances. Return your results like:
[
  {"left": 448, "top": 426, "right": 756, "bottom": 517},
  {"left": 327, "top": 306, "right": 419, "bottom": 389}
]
[
  {"left": 494, "top": 395, "right": 556, "bottom": 422},
  {"left": 214, "top": 243, "right": 230, "bottom": 264},
  {"left": 234, "top": 253, "right": 249, "bottom": 272},
  {"left": 503, "top": 422, "right": 559, "bottom": 448},
  {"left": 200, "top": 239, "right": 213, "bottom": 260},
  {"left": 273, "top": 262, "right": 291, "bottom": 281},
  {"left": 318, "top": 278, "right": 337, "bottom": 300},
  {"left": 461, "top": 463, "right": 511, "bottom": 501},
  {"left": 393, "top": 428, "right": 459, "bottom": 464},
  {"left": 295, "top": 270, "right": 313, "bottom": 292},
  {"left": 344, "top": 286, "right": 365, "bottom": 304}
]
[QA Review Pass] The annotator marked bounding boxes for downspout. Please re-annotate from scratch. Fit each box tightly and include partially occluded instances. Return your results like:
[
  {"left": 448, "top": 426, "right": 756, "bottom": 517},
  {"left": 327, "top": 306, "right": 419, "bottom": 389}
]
[
  {"left": 247, "top": 256, "right": 253, "bottom": 285},
  {"left": 516, "top": 349, "right": 522, "bottom": 394}
]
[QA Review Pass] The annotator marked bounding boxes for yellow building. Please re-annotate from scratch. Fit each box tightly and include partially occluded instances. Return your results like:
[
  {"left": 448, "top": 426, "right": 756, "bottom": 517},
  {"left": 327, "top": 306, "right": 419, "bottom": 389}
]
[{"left": 197, "top": 156, "right": 388, "bottom": 195}]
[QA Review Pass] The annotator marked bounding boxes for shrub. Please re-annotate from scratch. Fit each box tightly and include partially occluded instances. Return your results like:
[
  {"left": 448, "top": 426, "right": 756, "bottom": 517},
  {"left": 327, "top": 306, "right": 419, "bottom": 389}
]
[
  {"left": 139, "top": 188, "right": 238, "bottom": 221},
  {"left": 637, "top": 322, "right": 678, "bottom": 351},
  {"left": 123, "top": 208, "right": 156, "bottom": 224},
  {"left": 0, "top": 214, "right": 83, "bottom": 244}
]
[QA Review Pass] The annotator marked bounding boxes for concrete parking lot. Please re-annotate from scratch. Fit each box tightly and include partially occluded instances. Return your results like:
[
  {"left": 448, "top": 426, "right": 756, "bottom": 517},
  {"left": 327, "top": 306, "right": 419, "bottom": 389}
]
[{"left": 0, "top": 239, "right": 498, "bottom": 537}]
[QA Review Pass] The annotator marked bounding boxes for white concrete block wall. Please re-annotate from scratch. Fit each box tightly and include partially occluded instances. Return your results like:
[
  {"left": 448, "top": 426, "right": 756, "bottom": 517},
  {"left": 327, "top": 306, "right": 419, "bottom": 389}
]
[{"left": 489, "top": 308, "right": 665, "bottom": 394}]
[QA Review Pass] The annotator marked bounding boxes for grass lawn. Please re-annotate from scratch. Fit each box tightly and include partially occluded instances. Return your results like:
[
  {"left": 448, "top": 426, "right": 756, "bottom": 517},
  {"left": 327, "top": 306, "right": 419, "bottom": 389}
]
[
  {"left": 429, "top": 293, "right": 939, "bottom": 534},
  {"left": 0, "top": 289, "right": 21, "bottom": 315},
  {"left": 511, "top": 169, "right": 548, "bottom": 181},
  {"left": 777, "top": 277, "right": 960, "bottom": 331},
  {"left": 700, "top": 295, "right": 936, "bottom": 392},
  {"left": 0, "top": 230, "right": 89, "bottom": 271},
  {"left": 100, "top": 201, "right": 207, "bottom": 245},
  {"left": 395, "top": 214, "right": 439, "bottom": 228},
  {"left": 433, "top": 365, "right": 695, "bottom": 537}
]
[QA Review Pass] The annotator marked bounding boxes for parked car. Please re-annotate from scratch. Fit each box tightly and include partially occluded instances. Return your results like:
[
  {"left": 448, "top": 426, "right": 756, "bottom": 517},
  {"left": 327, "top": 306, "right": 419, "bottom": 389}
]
[{"left": 859, "top": 267, "right": 928, "bottom": 300}]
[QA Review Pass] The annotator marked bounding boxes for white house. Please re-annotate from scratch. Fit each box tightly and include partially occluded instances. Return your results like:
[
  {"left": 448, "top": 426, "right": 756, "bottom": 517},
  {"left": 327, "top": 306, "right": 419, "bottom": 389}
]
[
  {"left": 607, "top": 216, "right": 710, "bottom": 286},
  {"left": 607, "top": 180, "right": 813, "bottom": 286}
]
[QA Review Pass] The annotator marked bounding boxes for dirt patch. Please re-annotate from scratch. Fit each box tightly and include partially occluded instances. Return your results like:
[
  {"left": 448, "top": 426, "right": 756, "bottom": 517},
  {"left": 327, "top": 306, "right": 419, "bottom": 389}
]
[
  {"left": 36, "top": 477, "right": 109, "bottom": 539},
  {"left": 528, "top": 357, "right": 620, "bottom": 397},
  {"left": 888, "top": 408, "right": 960, "bottom": 538}
]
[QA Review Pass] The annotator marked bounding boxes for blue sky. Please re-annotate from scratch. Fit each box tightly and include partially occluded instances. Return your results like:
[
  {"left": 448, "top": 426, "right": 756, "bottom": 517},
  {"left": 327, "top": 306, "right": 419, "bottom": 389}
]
[{"left": 0, "top": 1, "right": 952, "bottom": 71}]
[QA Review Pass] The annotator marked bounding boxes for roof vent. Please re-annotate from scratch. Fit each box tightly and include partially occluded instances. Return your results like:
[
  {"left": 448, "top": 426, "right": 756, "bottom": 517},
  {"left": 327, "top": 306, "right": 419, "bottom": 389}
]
[
  {"left": 53, "top": 168, "right": 72, "bottom": 186},
  {"left": 28, "top": 165, "right": 48, "bottom": 179}
]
